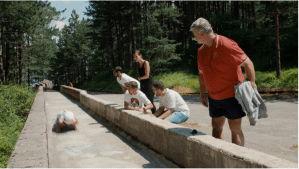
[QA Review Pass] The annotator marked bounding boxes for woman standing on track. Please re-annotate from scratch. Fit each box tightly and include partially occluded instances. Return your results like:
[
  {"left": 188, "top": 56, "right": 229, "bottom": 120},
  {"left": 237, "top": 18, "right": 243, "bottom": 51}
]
[{"left": 133, "top": 50, "right": 156, "bottom": 114}]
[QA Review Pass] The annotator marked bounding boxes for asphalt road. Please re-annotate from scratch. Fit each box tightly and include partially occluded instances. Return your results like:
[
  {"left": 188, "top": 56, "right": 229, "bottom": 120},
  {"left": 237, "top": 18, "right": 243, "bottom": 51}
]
[{"left": 87, "top": 91, "right": 298, "bottom": 163}]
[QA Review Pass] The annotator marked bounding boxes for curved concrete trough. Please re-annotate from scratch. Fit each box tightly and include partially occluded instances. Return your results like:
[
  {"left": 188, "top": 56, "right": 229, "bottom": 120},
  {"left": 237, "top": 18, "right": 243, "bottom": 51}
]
[{"left": 61, "top": 85, "right": 297, "bottom": 168}]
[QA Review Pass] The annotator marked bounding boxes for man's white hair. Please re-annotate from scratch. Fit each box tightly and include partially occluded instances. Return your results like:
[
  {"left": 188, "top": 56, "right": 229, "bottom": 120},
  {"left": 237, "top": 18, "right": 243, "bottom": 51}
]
[{"left": 190, "top": 17, "right": 213, "bottom": 35}]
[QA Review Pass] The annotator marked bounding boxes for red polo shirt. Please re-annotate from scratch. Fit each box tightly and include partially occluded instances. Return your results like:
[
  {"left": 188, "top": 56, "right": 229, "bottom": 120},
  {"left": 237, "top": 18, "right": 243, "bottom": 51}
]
[{"left": 197, "top": 34, "right": 248, "bottom": 100}]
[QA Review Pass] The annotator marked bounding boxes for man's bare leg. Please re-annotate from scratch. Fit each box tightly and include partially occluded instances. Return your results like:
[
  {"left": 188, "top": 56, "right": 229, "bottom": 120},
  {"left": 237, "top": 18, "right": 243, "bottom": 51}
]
[
  {"left": 212, "top": 116, "right": 226, "bottom": 140},
  {"left": 228, "top": 118, "right": 244, "bottom": 146}
]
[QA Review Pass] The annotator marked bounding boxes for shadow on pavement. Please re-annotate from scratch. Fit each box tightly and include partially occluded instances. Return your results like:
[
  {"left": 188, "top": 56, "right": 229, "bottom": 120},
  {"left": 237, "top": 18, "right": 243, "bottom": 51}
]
[
  {"left": 52, "top": 124, "right": 76, "bottom": 133},
  {"left": 168, "top": 128, "right": 206, "bottom": 137}
]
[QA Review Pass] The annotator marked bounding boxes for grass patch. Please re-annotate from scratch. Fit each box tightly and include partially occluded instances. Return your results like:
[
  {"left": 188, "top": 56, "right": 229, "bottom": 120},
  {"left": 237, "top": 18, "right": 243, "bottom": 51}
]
[
  {"left": 255, "top": 68, "right": 298, "bottom": 89},
  {"left": 154, "top": 72, "right": 199, "bottom": 92},
  {"left": 80, "top": 68, "right": 298, "bottom": 93},
  {"left": 0, "top": 85, "right": 36, "bottom": 168}
]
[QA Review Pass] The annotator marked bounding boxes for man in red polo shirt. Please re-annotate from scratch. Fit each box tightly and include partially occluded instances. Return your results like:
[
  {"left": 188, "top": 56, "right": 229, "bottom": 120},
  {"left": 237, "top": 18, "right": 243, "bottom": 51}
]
[{"left": 190, "top": 18, "right": 256, "bottom": 146}]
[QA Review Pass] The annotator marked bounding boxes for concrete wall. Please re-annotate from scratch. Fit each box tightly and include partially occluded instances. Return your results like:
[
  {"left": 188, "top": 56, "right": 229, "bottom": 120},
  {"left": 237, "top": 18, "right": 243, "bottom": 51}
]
[
  {"left": 7, "top": 86, "right": 48, "bottom": 168},
  {"left": 60, "top": 85, "right": 83, "bottom": 101},
  {"left": 61, "top": 85, "right": 298, "bottom": 168}
]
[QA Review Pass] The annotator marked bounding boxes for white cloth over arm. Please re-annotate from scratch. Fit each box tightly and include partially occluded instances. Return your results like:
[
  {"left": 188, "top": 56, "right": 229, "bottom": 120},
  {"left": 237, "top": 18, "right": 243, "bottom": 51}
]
[{"left": 235, "top": 80, "right": 268, "bottom": 126}]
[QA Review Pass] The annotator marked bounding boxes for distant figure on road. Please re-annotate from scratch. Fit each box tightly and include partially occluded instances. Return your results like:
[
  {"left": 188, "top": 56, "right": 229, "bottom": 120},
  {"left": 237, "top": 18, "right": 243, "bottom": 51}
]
[
  {"left": 152, "top": 81, "right": 190, "bottom": 124},
  {"left": 53, "top": 109, "right": 78, "bottom": 133},
  {"left": 190, "top": 17, "right": 256, "bottom": 146},
  {"left": 124, "top": 81, "right": 153, "bottom": 115},
  {"left": 69, "top": 82, "right": 73, "bottom": 87},
  {"left": 113, "top": 66, "right": 140, "bottom": 93}
]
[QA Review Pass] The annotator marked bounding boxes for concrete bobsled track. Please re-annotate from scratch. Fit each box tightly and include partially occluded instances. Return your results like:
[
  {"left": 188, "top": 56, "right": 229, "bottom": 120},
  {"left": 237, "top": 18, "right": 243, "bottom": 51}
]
[{"left": 6, "top": 86, "right": 298, "bottom": 168}]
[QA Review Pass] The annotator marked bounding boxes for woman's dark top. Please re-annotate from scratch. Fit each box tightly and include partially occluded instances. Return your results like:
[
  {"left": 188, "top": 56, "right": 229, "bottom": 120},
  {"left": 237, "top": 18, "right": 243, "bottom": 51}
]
[{"left": 138, "top": 61, "right": 152, "bottom": 79}]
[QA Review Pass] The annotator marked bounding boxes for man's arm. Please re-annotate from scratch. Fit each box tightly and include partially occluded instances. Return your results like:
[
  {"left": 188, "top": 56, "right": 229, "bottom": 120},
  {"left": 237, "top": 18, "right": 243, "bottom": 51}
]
[
  {"left": 198, "top": 69, "right": 208, "bottom": 107},
  {"left": 158, "top": 108, "right": 173, "bottom": 120},
  {"left": 241, "top": 58, "right": 256, "bottom": 89},
  {"left": 124, "top": 101, "right": 141, "bottom": 111},
  {"left": 153, "top": 106, "right": 165, "bottom": 117},
  {"left": 158, "top": 106, "right": 165, "bottom": 113},
  {"left": 143, "top": 103, "right": 153, "bottom": 111},
  {"left": 142, "top": 103, "right": 154, "bottom": 114}
]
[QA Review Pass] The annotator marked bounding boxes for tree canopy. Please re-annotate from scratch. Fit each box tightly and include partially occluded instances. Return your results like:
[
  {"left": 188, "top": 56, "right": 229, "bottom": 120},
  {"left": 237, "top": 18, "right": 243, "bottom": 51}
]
[{"left": 0, "top": 1, "right": 297, "bottom": 86}]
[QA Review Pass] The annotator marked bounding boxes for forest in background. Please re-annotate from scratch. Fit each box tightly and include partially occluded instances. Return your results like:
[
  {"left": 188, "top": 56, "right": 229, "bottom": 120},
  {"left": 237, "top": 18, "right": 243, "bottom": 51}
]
[{"left": 0, "top": 1, "right": 297, "bottom": 87}]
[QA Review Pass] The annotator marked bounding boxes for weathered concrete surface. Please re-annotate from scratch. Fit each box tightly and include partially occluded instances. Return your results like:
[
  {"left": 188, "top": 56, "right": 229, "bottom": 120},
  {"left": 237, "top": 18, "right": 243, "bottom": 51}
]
[
  {"left": 184, "top": 95, "right": 298, "bottom": 163},
  {"left": 44, "top": 90, "right": 178, "bottom": 168},
  {"left": 60, "top": 86, "right": 297, "bottom": 168},
  {"left": 86, "top": 91, "right": 298, "bottom": 165},
  {"left": 7, "top": 86, "right": 48, "bottom": 168}
]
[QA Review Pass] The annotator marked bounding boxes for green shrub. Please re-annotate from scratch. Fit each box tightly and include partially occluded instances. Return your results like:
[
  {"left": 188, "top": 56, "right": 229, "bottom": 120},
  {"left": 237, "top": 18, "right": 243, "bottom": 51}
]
[
  {"left": 0, "top": 85, "right": 35, "bottom": 167},
  {"left": 80, "top": 76, "right": 123, "bottom": 93},
  {"left": 81, "top": 68, "right": 298, "bottom": 93},
  {"left": 255, "top": 68, "right": 298, "bottom": 89},
  {"left": 155, "top": 71, "right": 199, "bottom": 91}
]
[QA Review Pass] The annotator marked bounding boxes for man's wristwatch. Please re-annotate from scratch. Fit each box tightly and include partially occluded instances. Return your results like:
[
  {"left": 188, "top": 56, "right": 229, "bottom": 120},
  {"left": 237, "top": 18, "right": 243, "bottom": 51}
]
[{"left": 143, "top": 108, "right": 146, "bottom": 112}]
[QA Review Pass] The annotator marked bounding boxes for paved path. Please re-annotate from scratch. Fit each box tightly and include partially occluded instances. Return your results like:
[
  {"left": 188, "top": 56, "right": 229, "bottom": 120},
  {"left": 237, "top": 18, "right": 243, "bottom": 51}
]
[
  {"left": 88, "top": 91, "right": 298, "bottom": 163},
  {"left": 44, "top": 90, "right": 178, "bottom": 168}
]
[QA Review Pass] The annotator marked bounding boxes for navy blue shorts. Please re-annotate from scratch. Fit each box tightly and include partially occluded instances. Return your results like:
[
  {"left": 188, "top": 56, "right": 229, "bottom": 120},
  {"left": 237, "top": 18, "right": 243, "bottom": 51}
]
[{"left": 208, "top": 96, "right": 246, "bottom": 120}]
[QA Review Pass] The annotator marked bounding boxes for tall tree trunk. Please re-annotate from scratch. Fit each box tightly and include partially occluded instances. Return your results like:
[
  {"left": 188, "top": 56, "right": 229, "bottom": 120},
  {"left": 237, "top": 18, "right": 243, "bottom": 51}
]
[
  {"left": 234, "top": 1, "right": 239, "bottom": 20},
  {"left": 109, "top": 26, "right": 115, "bottom": 68},
  {"left": 216, "top": 1, "right": 220, "bottom": 14},
  {"left": 129, "top": 16, "right": 133, "bottom": 68},
  {"left": 77, "top": 65, "right": 80, "bottom": 86},
  {"left": 64, "top": 72, "right": 67, "bottom": 85},
  {"left": 28, "top": 59, "right": 30, "bottom": 86},
  {"left": 83, "top": 58, "right": 86, "bottom": 84},
  {"left": 242, "top": 2, "right": 245, "bottom": 29},
  {"left": 18, "top": 33, "right": 23, "bottom": 86},
  {"left": 115, "top": 19, "right": 122, "bottom": 67},
  {"left": 0, "top": 24, "right": 4, "bottom": 83},
  {"left": 16, "top": 41, "right": 19, "bottom": 84},
  {"left": 128, "top": 2, "right": 133, "bottom": 68},
  {"left": 207, "top": 1, "right": 211, "bottom": 20},
  {"left": 202, "top": 2, "right": 206, "bottom": 18},
  {"left": 108, "top": 3, "right": 115, "bottom": 68},
  {"left": 188, "top": 2, "right": 194, "bottom": 52},
  {"left": 27, "top": 36, "right": 30, "bottom": 86},
  {"left": 274, "top": 1, "right": 281, "bottom": 78},
  {"left": 222, "top": 1, "right": 225, "bottom": 14},
  {"left": 251, "top": 2, "right": 256, "bottom": 29},
  {"left": 230, "top": 1, "right": 233, "bottom": 15},
  {"left": 67, "top": 67, "right": 70, "bottom": 84},
  {"left": 5, "top": 42, "right": 10, "bottom": 82},
  {"left": 144, "top": 1, "right": 148, "bottom": 56}
]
